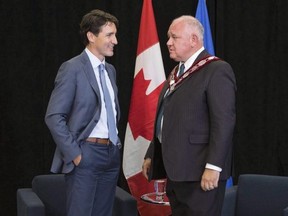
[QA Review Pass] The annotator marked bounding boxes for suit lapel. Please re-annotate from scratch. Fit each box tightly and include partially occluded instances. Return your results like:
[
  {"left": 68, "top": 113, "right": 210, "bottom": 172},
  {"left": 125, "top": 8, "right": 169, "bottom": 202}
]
[
  {"left": 105, "top": 65, "right": 121, "bottom": 122},
  {"left": 80, "top": 51, "right": 120, "bottom": 122},
  {"left": 80, "top": 51, "right": 101, "bottom": 98},
  {"left": 167, "top": 50, "right": 211, "bottom": 95},
  {"left": 105, "top": 65, "right": 117, "bottom": 94}
]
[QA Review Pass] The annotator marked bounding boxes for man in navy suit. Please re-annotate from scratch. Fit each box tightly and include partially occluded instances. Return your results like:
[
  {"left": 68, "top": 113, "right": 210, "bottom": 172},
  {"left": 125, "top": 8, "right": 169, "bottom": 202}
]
[
  {"left": 142, "top": 15, "right": 236, "bottom": 216},
  {"left": 45, "top": 9, "right": 121, "bottom": 216}
]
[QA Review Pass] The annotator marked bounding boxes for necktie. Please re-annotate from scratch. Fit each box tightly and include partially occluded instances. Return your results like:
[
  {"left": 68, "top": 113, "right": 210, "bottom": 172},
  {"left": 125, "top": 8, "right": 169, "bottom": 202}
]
[
  {"left": 99, "top": 64, "right": 118, "bottom": 145},
  {"left": 156, "top": 90, "right": 170, "bottom": 141},
  {"left": 178, "top": 64, "right": 185, "bottom": 77},
  {"left": 155, "top": 102, "right": 164, "bottom": 141},
  {"left": 156, "top": 64, "right": 185, "bottom": 140}
]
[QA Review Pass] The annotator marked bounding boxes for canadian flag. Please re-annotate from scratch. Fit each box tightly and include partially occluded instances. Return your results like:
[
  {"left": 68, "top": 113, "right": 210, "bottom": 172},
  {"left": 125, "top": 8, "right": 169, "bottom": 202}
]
[{"left": 122, "top": 0, "right": 171, "bottom": 215}]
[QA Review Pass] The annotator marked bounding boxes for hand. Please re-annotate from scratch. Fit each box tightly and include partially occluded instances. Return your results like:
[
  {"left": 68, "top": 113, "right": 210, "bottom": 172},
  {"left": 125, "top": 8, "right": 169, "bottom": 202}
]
[
  {"left": 142, "top": 158, "right": 151, "bottom": 180},
  {"left": 73, "top": 154, "right": 82, "bottom": 166},
  {"left": 201, "top": 168, "right": 220, "bottom": 191}
]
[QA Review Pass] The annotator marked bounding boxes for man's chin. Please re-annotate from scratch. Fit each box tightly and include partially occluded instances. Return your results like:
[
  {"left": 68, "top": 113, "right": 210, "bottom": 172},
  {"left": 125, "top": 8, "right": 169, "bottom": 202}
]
[
  {"left": 106, "top": 51, "right": 114, "bottom": 57},
  {"left": 169, "top": 54, "right": 177, "bottom": 61}
]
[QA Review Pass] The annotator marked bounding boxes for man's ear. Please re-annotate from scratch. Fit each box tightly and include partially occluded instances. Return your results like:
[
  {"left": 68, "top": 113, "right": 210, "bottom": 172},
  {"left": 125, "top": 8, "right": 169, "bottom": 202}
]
[
  {"left": 87, "top": 31, "right": 96, "bottom": 43},
  {"left": 190, "top": 33, "right": 198, "bottom": 47}
]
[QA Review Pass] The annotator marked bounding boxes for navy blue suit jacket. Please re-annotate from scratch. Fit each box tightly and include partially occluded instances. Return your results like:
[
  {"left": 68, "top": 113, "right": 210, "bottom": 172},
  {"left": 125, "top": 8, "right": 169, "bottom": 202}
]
[{"left": 45, "top": 50, "right": 120, "bottom": 174}]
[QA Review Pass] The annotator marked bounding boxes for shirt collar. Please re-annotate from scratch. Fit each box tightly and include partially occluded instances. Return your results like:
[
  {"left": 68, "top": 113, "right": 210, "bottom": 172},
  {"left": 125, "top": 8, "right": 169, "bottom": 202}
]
[
  {"left": 85, "top": 48, "right": 105, "bottom": 69},
  {"left": 180, "top": 47, "right": 205, "bottom": 72}
]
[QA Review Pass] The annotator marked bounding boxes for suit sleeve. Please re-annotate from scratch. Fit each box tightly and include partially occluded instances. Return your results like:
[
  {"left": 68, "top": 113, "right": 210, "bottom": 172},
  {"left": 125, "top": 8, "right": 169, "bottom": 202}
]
[
  {"left": 206, "top": 61, "right": 236, "bottom": 168},
  {"left": 45, "top": 62, "right": 81, "bottom": 164}
]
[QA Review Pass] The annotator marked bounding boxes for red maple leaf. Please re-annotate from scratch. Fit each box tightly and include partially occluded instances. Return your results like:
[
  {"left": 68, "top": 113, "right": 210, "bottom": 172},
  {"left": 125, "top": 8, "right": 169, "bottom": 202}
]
[{"left": 128, "top": 69, "right": 164, "bottom": 141}]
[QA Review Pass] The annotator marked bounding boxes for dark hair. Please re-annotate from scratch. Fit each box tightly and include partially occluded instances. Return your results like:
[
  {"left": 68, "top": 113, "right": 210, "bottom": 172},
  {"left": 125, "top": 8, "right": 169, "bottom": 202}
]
[{"left": 79, "top": 9, "right": 119, "bottom": 46}]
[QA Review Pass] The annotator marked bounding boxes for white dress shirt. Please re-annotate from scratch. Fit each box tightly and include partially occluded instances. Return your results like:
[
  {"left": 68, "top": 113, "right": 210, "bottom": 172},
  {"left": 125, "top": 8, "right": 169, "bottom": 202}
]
[{"left": 85, "top": 48, "right": 117, "bottom": 138}]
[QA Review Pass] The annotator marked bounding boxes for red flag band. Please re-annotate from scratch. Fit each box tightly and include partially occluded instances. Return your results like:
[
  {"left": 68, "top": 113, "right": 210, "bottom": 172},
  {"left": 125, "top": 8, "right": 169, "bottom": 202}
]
[{"left": 123, "top": 0, "right": 171, "bottom": 215}]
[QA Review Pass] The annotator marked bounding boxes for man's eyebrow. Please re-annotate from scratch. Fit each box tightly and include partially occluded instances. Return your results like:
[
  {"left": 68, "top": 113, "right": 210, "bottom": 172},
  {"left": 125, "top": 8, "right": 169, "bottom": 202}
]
[{"left": 168, "top": 32, "right": 180, "bottom": 38}]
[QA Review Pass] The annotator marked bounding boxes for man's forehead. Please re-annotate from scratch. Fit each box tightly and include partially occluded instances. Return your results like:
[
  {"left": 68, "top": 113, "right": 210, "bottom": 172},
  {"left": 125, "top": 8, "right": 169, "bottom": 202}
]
[
  {"left": 168, "top": 23, "right": 182, "bottom": 35},
  {"left": 100, "top": 22, "right": 117, "bottom": 32}
]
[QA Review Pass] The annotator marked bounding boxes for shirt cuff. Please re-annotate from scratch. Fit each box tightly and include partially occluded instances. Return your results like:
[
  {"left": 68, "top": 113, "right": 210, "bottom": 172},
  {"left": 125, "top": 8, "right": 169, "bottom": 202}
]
[{"left": 205, "top": 163, "right": 222, "bottom": 172}]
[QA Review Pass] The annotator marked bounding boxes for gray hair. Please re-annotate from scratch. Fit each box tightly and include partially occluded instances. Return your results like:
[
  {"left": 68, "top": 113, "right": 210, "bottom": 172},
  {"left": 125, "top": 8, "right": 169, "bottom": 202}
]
[{"left": 175, "top": 15, "right": 204, "bottom": 42}]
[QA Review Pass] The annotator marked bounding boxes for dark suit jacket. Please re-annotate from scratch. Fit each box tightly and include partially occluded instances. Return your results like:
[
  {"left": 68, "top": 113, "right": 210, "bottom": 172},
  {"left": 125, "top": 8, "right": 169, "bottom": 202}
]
[
  {"left": 145, "top": 50, "right": 236, "bottom": 182},
  {"left": 45, "top": 50, "right": 120, "bottom": 174}
]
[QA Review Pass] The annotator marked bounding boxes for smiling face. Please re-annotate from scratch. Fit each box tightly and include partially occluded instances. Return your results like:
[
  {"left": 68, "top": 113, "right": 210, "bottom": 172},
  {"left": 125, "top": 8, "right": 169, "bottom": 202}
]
[{"left": 87, "top": 22, "right": 118, "bottom": 61}]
